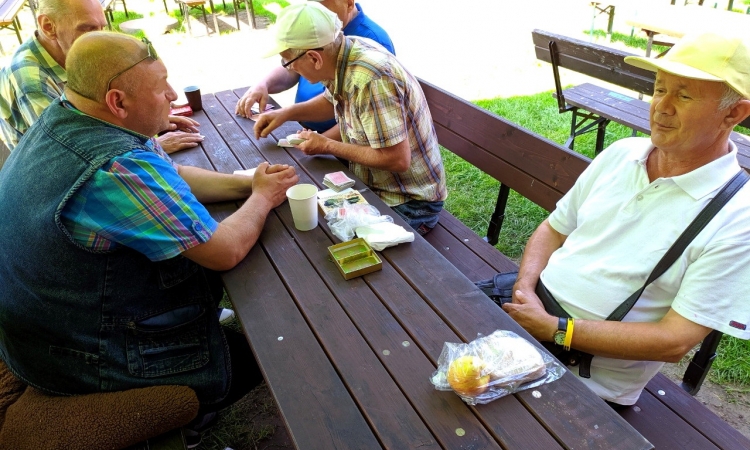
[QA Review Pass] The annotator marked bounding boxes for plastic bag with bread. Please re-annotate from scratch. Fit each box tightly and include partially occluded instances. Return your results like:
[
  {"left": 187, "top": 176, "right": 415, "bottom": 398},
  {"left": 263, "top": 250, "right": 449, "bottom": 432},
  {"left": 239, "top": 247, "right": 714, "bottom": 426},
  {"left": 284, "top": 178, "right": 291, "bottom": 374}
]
[{"left": 430, "top": 330, "right": 566, "bottom": 405}]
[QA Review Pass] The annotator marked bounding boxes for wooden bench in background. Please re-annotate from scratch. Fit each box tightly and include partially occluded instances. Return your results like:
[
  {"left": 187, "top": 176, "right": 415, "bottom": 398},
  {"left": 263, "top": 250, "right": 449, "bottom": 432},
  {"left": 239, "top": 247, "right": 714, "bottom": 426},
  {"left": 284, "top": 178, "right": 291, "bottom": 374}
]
[
  {"left": 531, "top": 29, "right": 750, "bottom": 169},
  {"left": 0, "top": 0, "right": 27, "bottom": 45},
  {"left": 418, "top": 78, "right": 750, "bottom": 449}
]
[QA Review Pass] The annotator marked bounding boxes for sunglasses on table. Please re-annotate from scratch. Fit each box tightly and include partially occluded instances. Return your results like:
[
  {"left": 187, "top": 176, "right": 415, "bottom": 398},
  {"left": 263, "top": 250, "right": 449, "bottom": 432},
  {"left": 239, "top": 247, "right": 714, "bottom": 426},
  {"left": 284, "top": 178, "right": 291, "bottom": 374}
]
[{"left": 106, "top": 37, "right": 159, "bottom": 92}]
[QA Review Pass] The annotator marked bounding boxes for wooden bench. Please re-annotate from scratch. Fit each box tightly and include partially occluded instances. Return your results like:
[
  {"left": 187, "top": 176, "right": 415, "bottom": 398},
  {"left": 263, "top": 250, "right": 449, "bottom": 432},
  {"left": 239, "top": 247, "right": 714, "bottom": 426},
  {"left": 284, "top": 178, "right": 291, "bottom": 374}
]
[
  {"left": 531, "top": 29, "right": 750, "bottom": 168},
  {"left": 0, "top": 0, "right": 27, "bottom": 45},
  {"left": 418, "top": 77, "right": 750, "bottom": 449}
]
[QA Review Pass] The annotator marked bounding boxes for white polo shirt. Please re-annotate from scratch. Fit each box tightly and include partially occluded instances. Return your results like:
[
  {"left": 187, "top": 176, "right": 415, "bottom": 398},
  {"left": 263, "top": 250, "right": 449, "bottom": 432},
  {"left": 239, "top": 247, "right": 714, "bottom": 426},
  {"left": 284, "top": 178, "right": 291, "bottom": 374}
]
[{"left": 542, "top": 137, "right": 750, "bottom": 404}]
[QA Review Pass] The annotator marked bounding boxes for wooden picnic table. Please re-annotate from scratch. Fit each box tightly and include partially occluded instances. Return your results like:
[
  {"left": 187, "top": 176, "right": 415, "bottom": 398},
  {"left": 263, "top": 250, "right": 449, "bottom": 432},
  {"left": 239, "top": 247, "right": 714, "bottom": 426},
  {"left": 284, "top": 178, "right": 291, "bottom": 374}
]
[
  {"left": 626, "top": 4, "right": 750, "bottom": 56},
  {"left": 170, "top": 88, "right": 653, "bottom": 449}
]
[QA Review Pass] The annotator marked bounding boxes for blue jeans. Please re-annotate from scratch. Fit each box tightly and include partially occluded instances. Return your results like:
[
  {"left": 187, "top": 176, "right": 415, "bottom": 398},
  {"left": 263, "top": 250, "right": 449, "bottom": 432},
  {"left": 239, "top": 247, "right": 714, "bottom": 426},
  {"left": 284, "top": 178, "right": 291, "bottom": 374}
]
[{"left": 392, "top": 200, "right": 444, "bottom": 235}]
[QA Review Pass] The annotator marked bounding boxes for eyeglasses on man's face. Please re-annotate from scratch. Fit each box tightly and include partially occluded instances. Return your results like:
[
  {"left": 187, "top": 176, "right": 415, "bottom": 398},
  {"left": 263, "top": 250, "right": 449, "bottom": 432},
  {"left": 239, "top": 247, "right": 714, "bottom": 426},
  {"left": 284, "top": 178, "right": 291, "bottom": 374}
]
[
  {"left": 106, "top": 38, "right": 159, "bottom": 92},
  {"left": 281, "top": 48, "right": 323, "bottom": 69}
]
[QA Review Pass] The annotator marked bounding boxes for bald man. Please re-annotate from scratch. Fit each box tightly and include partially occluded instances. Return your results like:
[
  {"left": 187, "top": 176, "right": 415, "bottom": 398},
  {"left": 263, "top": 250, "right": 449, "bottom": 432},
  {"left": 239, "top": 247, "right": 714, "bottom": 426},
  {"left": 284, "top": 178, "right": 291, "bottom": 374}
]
[
  {"left": 235, "top": 0, "right": 393, "bottom": 135},
  {"left": 0, "top": 32, "right": 298, "bottom": 418},
  {"left": 0, "top": 0, "right": 202, "bottom": 153}
]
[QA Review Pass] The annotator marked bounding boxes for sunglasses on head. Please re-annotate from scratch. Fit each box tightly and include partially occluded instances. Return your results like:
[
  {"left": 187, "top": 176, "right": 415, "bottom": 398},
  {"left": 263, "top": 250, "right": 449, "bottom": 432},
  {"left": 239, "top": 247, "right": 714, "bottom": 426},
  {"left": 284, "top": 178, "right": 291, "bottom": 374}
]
[{"left": 106, "top": 37, "right": 159, "bottom": 92}]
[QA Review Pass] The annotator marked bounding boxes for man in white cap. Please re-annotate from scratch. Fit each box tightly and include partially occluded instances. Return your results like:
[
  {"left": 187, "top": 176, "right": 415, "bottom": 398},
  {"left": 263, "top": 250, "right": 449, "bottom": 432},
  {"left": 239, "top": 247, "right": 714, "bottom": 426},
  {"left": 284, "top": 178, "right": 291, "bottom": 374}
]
[
  {"left": 503, "top": 32, "right": 750, "bottom": 407},
  {"left": 254, "top": 2, "right": 446, "bottom": 235},
  {"left": 235, "top": 0, "right": 394, "bottom": 135}
]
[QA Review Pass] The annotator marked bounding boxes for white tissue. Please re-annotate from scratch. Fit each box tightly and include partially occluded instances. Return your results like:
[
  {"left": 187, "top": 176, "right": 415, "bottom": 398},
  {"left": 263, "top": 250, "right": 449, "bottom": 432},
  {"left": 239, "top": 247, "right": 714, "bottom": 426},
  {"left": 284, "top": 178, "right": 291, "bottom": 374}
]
[{"left": 355, "top": 222, "right": 415, "bottom": 251}]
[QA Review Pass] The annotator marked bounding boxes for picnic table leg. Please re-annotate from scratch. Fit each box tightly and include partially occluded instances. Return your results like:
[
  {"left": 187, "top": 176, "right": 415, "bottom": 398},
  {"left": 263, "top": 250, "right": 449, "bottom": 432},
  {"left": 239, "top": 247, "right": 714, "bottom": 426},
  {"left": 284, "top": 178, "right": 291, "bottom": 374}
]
[
  {"left": 244, "top": 0, "right": 256, "bottom": 29},
  {"left": 606, "top": 5, "right": 615, "bottom": 41},
  {"left": 208, "top": 0, "right": 220, "bottom": 36},
  {"left": 13, "top": 17, "right": 22, "bottom": 44},
  {"left": 232, "top": 0, "right": 240, "bottom": 29}
]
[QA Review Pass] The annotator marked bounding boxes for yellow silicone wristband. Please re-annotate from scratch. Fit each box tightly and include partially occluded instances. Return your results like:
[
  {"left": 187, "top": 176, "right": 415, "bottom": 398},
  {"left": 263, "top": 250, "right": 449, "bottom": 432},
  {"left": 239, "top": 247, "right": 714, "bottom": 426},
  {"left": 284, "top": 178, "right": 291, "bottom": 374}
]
[{"left": 563, "top": 318, "right": 574, "bottom": 351}]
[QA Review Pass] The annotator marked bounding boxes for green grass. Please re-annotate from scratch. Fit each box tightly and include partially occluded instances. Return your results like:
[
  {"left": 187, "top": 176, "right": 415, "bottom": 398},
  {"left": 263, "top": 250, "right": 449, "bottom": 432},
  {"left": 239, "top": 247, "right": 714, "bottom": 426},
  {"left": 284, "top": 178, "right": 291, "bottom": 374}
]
[
  {"left": 110, "top": 10, "right": 146, "bottom": 39},
  {"left": 172, "top": 0, "right": 289, "bottom": 34},
  {"left": 584, "top": 29, "right": 670, "bottom": 54}
]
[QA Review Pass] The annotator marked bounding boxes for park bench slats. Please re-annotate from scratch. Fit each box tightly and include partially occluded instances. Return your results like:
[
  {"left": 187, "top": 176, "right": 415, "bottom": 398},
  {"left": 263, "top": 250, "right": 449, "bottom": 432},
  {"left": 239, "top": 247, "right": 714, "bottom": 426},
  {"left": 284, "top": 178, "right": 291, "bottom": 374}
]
[
  {"left": 532, "top": 29, "right": 654, "bottom": 95},
  {"left": 422, "top": 79, "right": 589, "bottom": 212},
  {"left": 562, "top": 83, "right": 650, "bottom": 134},
  {"left": 645, "top": 373, "right": 750, "bottom": 449},
  {"left": 619, "top": 385, "right": 719, "bottom": 449},
  {"left": 532, "top": 28, "right": 750, "bottom": 161}
]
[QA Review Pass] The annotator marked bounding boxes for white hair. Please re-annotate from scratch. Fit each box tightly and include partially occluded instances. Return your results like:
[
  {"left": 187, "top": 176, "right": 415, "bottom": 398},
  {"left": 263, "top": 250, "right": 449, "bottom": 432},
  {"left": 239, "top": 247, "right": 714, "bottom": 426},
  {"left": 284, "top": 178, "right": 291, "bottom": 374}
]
[
  {"left": 37, "top": 0, "right": 68, "bottom": 20},
  {"left": 719, "top": 83, "right": 744, "bottom": 111}
]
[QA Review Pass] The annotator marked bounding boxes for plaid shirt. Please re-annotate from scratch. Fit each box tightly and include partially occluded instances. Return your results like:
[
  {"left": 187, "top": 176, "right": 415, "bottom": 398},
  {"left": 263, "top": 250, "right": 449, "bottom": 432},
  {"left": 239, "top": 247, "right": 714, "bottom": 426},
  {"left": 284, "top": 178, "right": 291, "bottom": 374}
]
[
  {"left": 59, "top": 101, "right": 217, "bottom": 261},
  {"left": 0, "top": 33, "right": 66, "bottom": 150},
  {"left": 323, "top": 36, "right": 446, "bottom": 207}
]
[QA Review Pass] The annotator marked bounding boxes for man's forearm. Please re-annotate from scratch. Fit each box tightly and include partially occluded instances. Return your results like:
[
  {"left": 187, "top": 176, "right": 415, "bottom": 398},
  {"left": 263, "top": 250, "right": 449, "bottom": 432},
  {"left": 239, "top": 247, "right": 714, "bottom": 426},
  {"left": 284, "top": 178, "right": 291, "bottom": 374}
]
[
  {"left": 567, "top": 309, "right": 711, "bottom": 362},
  {"left": 514, "top": 219, "right": 567, "bottom": 291},
  {"left": 181, "top": 193, "right": 274, "bottom": 271},
  {"left": 177, "top": 165, "right": 252, "bottom": 203},
  {"left": 321, "top": 138, "right": 411, "bottom": 172}
]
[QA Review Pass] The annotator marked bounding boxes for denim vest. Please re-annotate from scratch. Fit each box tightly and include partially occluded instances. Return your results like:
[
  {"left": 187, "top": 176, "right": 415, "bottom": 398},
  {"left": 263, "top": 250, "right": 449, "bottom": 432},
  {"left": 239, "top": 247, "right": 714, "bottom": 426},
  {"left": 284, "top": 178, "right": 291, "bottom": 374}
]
[{"left": 0, "top": 99, "right": 230, "bottom": 405}]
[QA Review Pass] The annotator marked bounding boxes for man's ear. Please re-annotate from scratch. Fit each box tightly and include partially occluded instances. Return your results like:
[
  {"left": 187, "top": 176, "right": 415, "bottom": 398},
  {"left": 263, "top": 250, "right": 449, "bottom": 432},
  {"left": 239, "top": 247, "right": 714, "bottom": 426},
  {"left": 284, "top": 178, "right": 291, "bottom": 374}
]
[
  {"left": 345, "top": 0, "right": 355, "bottom": 13},
  {"left": 308, "top": 50, "right": 324, "bottom": 70},
  {"left": 105, "top": 89, "right": 129, "bottom": 120},
  {"left": 723, "top": 99, "right": 750, "bottom": 130},
  {"left": 38, "top": 15, "right": 57, "bottom": 40}
]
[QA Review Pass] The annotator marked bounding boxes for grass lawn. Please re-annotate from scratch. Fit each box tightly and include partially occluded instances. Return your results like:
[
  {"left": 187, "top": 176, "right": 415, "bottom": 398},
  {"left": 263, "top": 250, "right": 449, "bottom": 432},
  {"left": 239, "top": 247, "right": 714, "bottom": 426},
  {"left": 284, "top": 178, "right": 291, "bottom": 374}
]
[{"left": 109, "top": 0, "right": 288, "bottom": 36}]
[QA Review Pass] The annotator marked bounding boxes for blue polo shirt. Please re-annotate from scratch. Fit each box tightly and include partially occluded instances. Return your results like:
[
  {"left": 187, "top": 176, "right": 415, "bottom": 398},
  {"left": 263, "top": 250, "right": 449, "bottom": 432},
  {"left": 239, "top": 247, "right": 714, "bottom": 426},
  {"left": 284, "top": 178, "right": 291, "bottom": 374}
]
[{"left": 297, "top": 3, "right": 394, "bottom": 132}]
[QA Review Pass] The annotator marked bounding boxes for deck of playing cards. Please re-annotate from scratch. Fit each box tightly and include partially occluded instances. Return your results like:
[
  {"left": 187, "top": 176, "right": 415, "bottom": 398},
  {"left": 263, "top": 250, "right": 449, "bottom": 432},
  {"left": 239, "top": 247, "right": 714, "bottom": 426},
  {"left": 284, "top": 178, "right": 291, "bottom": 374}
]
[
  {"left": 170, "top": 105, "right": 193, "bottom": 117},
  {"left": 323, "top": 171, "right": 355, "bottom": 192}
]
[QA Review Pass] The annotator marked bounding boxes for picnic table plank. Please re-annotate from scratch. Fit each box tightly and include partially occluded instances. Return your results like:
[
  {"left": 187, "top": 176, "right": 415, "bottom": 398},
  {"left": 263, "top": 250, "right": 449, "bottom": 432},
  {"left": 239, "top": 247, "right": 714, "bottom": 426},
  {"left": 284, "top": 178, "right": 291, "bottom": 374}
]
[
  {"left": 257, "top": 212, "right": 444, "bottom": 449},
  {"left": 222, "top": 232, "right": 381, "bottom": 449}
]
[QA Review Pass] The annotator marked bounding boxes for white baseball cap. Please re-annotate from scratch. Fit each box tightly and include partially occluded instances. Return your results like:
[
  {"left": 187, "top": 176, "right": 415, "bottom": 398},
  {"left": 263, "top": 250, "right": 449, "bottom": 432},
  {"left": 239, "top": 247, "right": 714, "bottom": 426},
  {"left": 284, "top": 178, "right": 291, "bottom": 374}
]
[{"left": 261, "top": 2, "right": 342, "bottom": 58}]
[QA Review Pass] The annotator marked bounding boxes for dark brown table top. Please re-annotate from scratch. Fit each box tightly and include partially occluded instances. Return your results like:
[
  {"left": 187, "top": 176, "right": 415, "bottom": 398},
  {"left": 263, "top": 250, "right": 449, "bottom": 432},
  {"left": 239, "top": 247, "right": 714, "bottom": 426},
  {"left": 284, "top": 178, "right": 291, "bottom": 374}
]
[{"left": 170, "top": 88, "right": 653, "bottom": 450}]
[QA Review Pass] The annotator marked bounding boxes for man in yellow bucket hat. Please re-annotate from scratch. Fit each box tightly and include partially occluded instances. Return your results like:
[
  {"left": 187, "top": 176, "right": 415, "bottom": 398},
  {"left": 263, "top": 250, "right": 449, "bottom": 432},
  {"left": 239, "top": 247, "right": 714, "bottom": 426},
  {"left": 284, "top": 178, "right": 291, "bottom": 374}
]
[{"left": 503, "top": 32, "right": 750, "bottom": 407}]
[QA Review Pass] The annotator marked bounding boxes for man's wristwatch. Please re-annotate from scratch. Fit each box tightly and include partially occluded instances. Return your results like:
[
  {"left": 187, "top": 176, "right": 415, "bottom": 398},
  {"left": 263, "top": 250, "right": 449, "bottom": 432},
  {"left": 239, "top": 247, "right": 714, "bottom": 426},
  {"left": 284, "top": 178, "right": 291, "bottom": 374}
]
[{"left": 553, "top": 317, "right": 567, "bottom": 346}]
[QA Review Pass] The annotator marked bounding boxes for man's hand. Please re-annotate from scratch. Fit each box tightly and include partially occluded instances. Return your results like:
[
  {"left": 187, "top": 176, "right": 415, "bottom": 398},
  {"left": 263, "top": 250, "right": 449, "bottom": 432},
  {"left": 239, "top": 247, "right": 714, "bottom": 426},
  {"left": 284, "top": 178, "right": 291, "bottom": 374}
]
[
  {"left": 502, "top": 289, "right": 558, "bottom": 342},
  {"left": 156, "top": 131, "right": 204, "bottom": 154},
  {"left": 253, "top": 109, "right": 289, "bottom": 139},
  {"left": 251, "top": 161, "right": 299, "bottom": 209},
  {"left": 236, "top": 85, "right": 269, "bottom": 118},
  {"left": 295, "top": 129, "right": 329, "bottom": 156},
  {"left": 167, "top": 115, "right": 200, "bottom": 133}
]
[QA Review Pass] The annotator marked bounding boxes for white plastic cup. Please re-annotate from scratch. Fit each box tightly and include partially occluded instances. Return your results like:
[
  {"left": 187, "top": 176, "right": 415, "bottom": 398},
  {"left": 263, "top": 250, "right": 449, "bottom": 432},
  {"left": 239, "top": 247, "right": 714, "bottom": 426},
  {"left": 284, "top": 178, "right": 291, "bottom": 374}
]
[{"left": 286, "top": 184, "right": 319, "bottom": 231}]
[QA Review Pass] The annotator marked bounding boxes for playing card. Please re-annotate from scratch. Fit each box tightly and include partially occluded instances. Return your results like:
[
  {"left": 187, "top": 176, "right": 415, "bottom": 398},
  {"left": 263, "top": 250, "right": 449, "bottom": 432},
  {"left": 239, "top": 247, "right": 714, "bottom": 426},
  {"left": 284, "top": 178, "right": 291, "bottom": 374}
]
[
  {"left": 170, "top": 105, "right": 193, "bottom": 117},
  {"left": 250, "top": 104, "right": 275, "bottom": 114},
  {"left": 277, "top": 139, "right": 294, "bottom": 147},
  {"left": 324, "top": 171, "right": 353, "bottom": 186}
]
